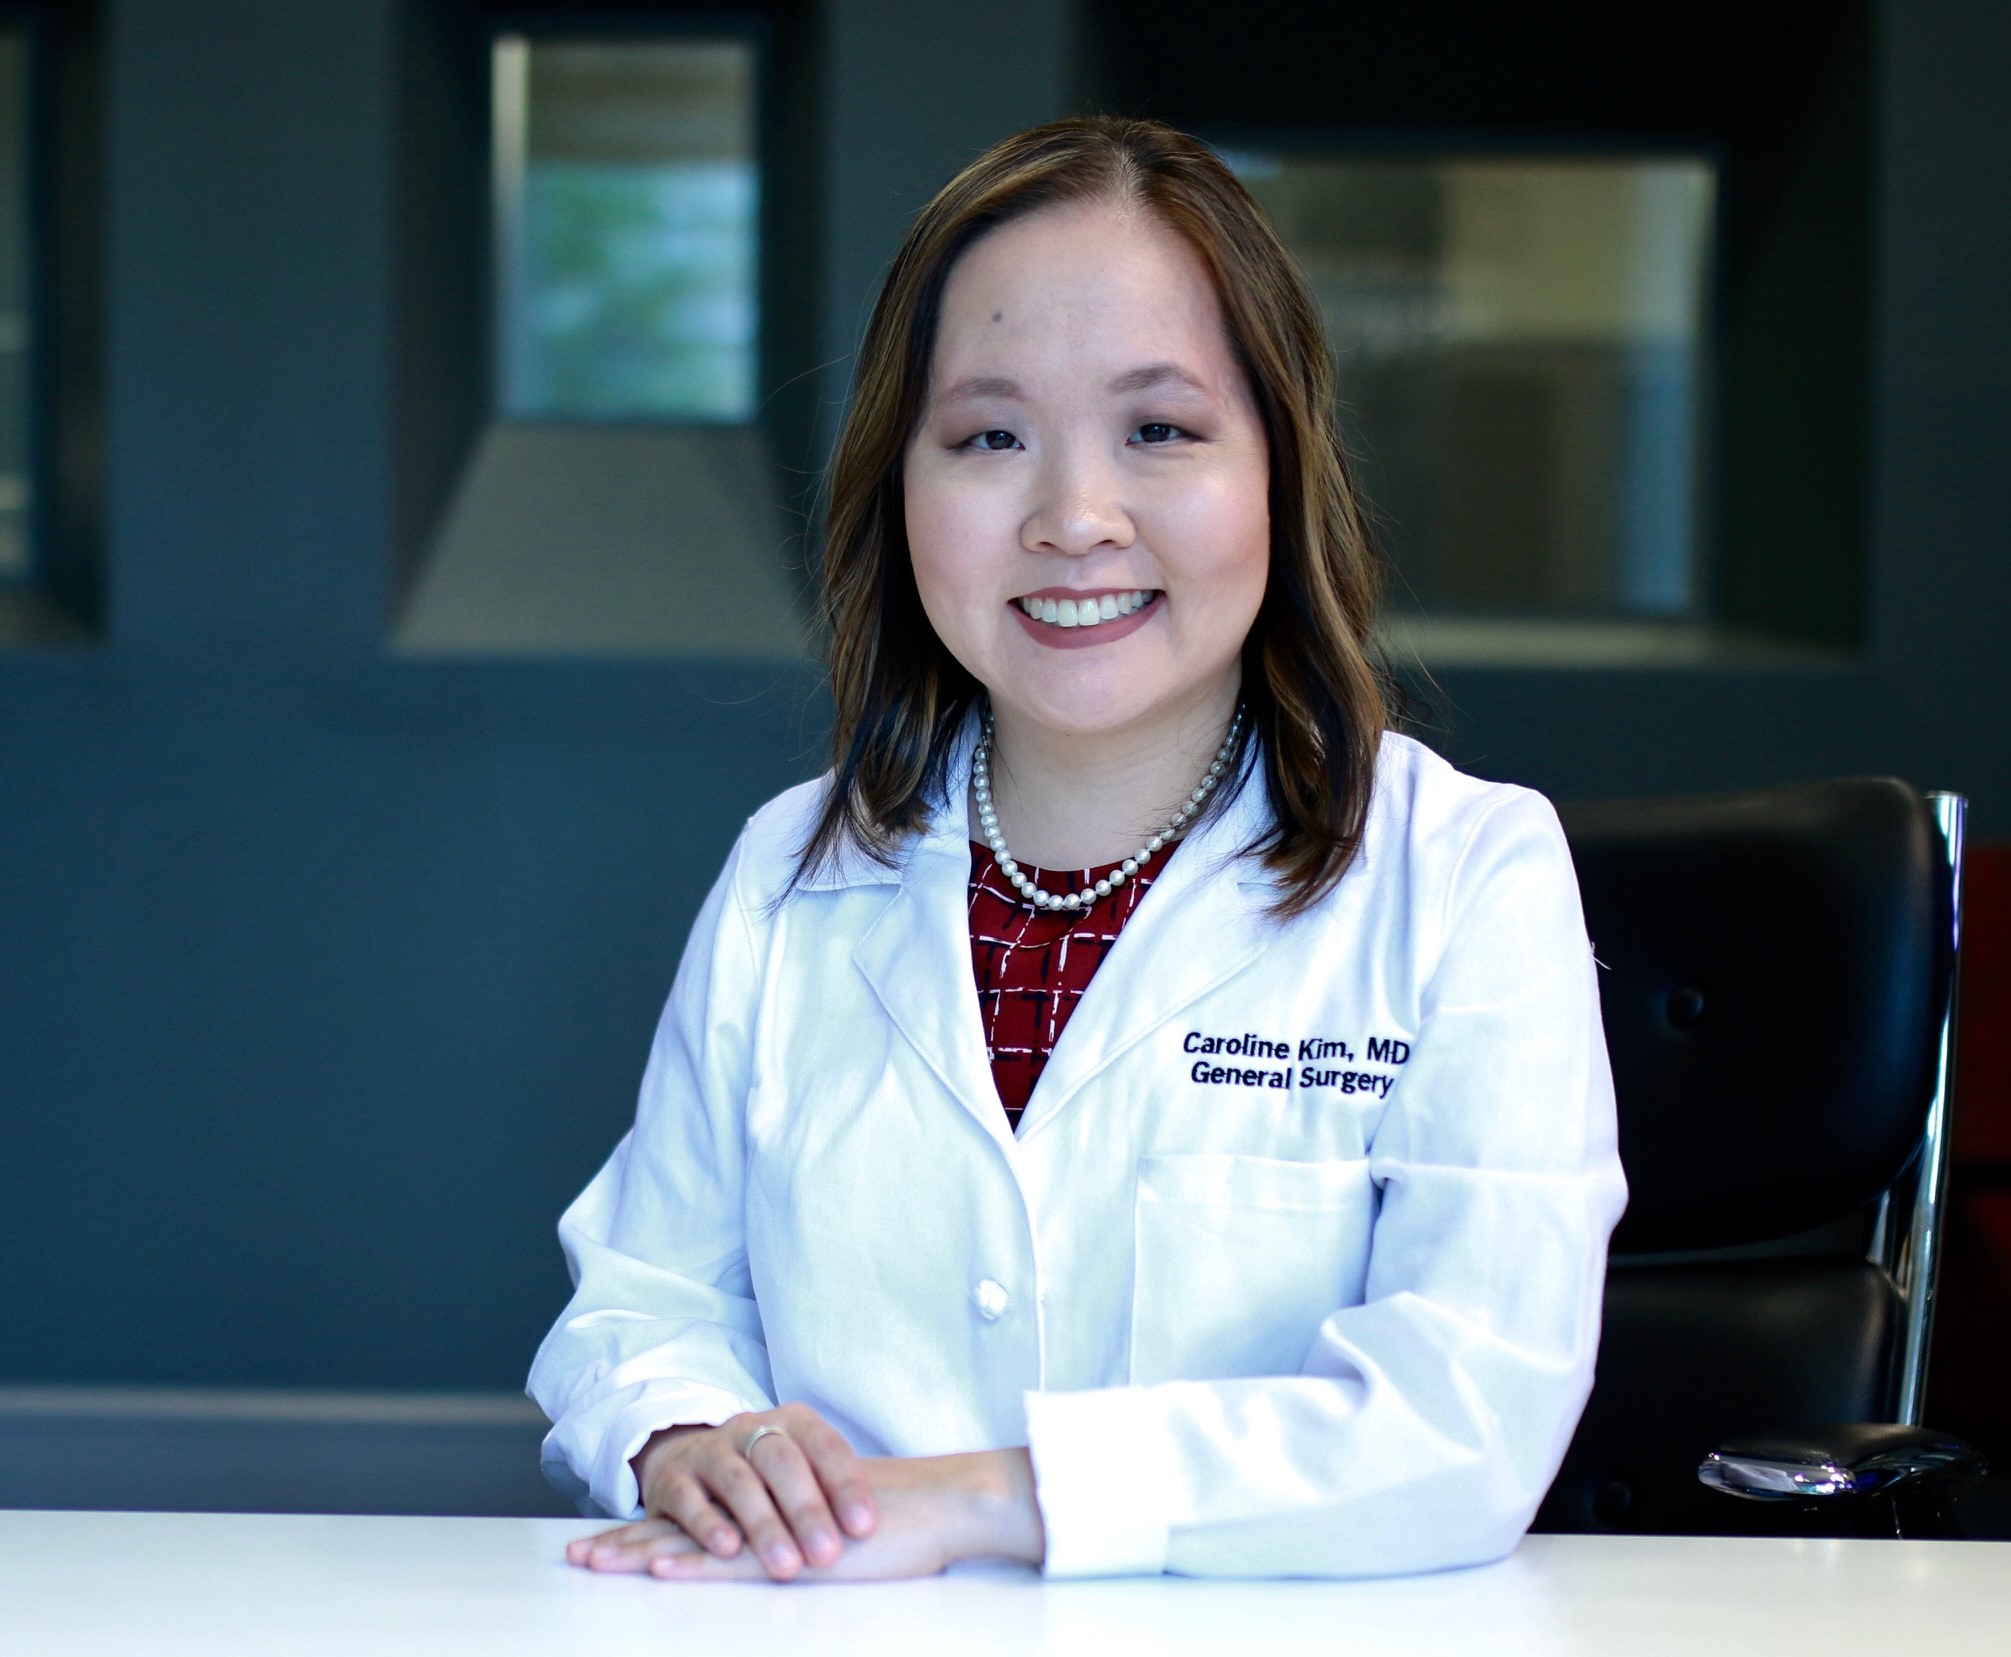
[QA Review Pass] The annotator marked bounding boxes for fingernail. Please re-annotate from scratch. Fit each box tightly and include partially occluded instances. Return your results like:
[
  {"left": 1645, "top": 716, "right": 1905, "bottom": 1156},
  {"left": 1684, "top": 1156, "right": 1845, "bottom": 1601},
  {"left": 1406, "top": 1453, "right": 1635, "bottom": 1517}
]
[
  {"left": 708, "top": 1529, "right": 735, "bottom": 1553},
  {"left": 843, "top": 1502, "right": 872, "bottom": 1531},
  {"left": 765, "top": 1542, "right": 799, "bottom": 1570},
  {"left": 806, "top": 1529, "right": 836, "bottom": 1559}
]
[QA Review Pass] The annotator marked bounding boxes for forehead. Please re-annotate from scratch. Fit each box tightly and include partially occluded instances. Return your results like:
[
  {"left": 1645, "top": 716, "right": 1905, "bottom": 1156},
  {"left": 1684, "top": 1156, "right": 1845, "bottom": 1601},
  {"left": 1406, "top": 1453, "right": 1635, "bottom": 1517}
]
[{"left": 932, "top": 200, "right": 1233, "bottom": 384}]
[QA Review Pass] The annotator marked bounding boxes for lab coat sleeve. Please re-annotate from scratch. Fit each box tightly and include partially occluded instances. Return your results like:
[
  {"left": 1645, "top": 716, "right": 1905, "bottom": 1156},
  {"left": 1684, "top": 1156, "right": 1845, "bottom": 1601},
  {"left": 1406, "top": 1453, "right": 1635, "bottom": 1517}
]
[
  {"left": 1024, "top": 789, "right": 1627, "bottom": 1577},
  {"left": 527, "top": 840, "right": 776, "bottom": 1519}
]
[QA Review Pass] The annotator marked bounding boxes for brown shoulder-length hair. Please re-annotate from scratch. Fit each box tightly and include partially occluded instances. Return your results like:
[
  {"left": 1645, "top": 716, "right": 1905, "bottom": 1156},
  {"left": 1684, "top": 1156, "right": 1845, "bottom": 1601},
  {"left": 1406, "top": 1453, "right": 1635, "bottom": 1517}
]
[{"left": 796, "top": 115, "right": 1396, "bottom": 918}]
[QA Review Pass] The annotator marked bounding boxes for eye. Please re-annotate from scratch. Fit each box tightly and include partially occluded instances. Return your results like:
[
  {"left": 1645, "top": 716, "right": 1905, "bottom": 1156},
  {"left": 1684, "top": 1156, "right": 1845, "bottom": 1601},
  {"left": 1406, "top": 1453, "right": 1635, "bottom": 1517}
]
[
  {"left": 1132, "top": 421, "right": 1184, "bottom": 445},
  {"left": 964, "top": 429, "right": 1021, "bottom": 452}
]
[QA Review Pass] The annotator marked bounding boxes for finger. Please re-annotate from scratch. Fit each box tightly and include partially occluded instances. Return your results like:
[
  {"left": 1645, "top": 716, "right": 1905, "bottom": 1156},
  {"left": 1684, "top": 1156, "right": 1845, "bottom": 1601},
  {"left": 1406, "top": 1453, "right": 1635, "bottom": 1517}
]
[
  {"left": 748, "top": 1433, "right": 845, "bottom": 1567},
  {"left": 635, "top": 1529, "right": 706, "bottom": 1567},
  {"left": 577, "top": 1518, "right": 684, "bottom": 1573},
  {"left": 603, "top": 1528, "right": 715, "bottom": 1576},
  {"left": 661, "top": 1472, "right": 745, "bottom": 1558},
  {"left": 567, "top": 1517, "right": 675, "bottom": 1565},
  {"left": 704, "top": 1454, "right": 804, "bottom": 1580},
  {"left": 789, "top": 1417, "right": 878, "bottom": 1539},
  {"left": 648, "top": 1542, "right": 769, "bottom": 1582}
]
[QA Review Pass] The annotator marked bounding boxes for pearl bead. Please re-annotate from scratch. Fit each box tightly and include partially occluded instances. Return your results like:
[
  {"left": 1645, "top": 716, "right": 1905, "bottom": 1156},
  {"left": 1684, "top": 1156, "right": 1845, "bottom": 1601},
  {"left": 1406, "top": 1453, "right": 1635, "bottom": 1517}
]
[{"left": 973, "top": 702, "right": 1241, "bottom": 911}]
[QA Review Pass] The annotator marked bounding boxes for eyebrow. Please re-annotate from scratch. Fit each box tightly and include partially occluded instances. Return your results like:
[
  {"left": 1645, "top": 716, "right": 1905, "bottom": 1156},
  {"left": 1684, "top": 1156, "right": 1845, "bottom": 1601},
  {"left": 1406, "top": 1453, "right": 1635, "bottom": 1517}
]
[
  {"left": 935, "top": 362, "right": 1212, "bottom": 406},
  {"left": 937, "top": 374, "right": 1024, "bottom": 405},
  {"left": 1106, "top": 361, "right": 1211, "bottom": 397}
]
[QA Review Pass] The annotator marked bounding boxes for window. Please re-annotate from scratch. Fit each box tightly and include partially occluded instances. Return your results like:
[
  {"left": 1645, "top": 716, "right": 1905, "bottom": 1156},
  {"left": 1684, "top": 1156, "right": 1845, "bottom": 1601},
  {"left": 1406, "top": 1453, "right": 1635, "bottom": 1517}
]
[
  {"left": 492, "top": 34, "right": 759, "bottom": 423},
  {"left": 392, "top": 26, "right": 801, "bottom": 659},
  {"left": 1226, "top": 151, "right": 1715, "bottom": 634}
]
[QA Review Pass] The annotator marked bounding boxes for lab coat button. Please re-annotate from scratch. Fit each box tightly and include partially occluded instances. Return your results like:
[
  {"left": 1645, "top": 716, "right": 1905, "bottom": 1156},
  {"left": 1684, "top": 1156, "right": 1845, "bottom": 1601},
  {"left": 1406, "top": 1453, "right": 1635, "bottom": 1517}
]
[{"left": 972, "top": 1279, "right": 1010, "bottom": 1321}]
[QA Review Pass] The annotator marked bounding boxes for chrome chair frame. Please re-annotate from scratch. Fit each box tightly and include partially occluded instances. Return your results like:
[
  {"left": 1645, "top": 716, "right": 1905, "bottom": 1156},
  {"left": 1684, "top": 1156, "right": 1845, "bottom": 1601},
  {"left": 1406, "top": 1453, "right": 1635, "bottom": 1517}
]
[
  {"left": 1878, "top": 790, "right": 1963, "bottom": 1426},
  {"left": 1697, "top": 791, "right": 1975, "bottom": 1514}
]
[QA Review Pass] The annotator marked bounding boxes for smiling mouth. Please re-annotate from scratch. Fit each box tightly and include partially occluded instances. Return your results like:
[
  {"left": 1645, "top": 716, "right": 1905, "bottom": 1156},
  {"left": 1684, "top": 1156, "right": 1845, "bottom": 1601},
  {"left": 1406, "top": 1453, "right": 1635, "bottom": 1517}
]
[{"left": 1014, "top": 589, "right": 1159, "bottom": 629}]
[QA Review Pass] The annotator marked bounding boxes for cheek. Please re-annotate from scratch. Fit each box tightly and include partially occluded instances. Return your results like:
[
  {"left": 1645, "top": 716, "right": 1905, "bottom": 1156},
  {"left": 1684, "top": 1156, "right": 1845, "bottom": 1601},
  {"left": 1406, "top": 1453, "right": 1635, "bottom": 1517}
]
[
  {"left": 903, "top": 468, "right": 1006, "bottom": 657},
  {"left": 1172, "top": 466, "right": 1271, "bottom": 610}
]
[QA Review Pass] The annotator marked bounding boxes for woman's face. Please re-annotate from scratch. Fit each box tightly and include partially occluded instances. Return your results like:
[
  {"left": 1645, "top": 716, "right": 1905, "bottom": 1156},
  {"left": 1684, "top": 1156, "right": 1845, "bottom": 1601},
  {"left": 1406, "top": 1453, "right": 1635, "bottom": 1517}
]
[{"left": 904, "top": 199, "right": 1270, "bottom": 746}]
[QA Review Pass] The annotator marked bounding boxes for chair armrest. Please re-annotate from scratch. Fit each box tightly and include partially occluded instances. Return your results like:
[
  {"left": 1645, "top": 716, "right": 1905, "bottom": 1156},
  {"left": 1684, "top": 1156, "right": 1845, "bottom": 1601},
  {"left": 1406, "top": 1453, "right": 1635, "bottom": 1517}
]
[{"left": 1699, "top": 1424, "right": 1986, "bottom": 1501}]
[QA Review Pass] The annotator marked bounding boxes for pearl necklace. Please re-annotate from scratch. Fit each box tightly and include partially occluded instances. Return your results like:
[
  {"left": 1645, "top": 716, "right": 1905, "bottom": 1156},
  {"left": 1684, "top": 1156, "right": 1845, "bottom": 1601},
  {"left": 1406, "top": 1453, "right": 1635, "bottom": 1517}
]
[{"left": 971, "top": 706, "right": 1245, "bottom": 913}]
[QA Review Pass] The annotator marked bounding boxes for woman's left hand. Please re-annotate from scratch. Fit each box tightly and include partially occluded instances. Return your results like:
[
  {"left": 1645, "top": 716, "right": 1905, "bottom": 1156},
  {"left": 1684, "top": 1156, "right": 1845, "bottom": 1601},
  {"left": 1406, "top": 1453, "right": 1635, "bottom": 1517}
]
[{"left": 572, "top": 1447, "right": 1045, "bottom": 1581}]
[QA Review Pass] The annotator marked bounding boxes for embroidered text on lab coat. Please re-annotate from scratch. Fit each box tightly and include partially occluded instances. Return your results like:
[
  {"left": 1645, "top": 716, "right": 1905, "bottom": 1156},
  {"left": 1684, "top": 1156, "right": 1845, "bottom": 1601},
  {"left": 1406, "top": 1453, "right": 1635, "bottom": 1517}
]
[{"left": 1182, "top": 1027, "right": 1408, "bottom": 1095}]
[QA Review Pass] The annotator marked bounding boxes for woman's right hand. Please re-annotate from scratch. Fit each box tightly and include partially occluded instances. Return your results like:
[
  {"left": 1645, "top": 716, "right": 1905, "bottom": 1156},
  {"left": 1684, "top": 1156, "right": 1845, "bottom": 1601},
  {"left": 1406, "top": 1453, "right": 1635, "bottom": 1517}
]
[{"left": 565, "top": 1404, "right": 879, "bottom": 1581}]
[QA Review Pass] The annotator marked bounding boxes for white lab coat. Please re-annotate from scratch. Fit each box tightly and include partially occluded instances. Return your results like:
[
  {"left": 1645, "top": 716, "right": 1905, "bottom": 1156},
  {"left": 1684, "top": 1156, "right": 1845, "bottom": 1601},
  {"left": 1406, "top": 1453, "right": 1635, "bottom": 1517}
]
[{"left": 528, "top": 726, "right": 1626, "bottom": 1579}]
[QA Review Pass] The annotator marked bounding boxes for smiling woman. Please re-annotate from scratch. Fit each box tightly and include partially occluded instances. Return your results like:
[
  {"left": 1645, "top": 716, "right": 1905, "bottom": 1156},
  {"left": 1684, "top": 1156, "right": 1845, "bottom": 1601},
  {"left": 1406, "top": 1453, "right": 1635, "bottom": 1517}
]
[
  {"left": 901, "top": 199, "right": 1269, "bottom": 858},
  {"left": 803, "top": 120, "right": 1394, "bottom": 914},
  {"left": 529, "top": 116, "right": 1625, "bottom": 1586}
]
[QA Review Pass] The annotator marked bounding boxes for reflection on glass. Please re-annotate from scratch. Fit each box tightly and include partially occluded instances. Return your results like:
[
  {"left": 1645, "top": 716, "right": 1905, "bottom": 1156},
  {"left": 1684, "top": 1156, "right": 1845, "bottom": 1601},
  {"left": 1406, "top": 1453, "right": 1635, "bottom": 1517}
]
[
  {"left": 1225, "top": 152, "right": 1714, "bottom": 620},
  {"left": 0, "top": 28, "right": 29, "bottom": 581},
  {"left": 495, "top": 36, "right": 757, "bottom": 422}
]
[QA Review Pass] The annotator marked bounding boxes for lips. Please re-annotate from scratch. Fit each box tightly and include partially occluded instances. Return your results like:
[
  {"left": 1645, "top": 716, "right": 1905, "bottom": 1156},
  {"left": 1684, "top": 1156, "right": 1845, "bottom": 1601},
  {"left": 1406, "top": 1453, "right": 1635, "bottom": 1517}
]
[{"left": 1008, "top": 588, "right": 1162, "bottom": 651}]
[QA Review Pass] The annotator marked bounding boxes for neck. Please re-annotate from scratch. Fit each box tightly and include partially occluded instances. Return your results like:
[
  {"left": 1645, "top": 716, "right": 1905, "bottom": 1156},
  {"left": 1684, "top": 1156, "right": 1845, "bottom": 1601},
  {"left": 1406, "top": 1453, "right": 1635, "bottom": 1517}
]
[{"left": 975, "top": 680, "right": 1242, "bottom": 870}]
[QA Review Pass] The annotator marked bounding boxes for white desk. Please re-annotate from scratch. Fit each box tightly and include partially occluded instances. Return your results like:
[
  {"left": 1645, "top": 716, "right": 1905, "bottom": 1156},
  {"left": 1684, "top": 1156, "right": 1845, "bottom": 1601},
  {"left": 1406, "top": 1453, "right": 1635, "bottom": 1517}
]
[{"left": 2, "top": 1510, "right": 2005, "bottom": 1656}]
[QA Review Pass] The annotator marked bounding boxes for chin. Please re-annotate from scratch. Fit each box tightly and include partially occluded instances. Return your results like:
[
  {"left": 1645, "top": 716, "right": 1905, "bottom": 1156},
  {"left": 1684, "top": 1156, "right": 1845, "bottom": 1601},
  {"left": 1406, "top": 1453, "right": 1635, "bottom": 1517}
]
[{"left": 998, "top": 677, "right": 1176, "bottom": 740}]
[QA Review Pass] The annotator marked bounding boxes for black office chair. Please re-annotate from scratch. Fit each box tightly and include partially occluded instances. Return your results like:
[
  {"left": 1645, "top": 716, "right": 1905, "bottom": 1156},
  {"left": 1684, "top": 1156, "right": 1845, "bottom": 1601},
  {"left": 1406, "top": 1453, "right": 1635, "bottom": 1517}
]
[{"left": 1534, "top": 778, "right": 1992, "bottom": 1538}]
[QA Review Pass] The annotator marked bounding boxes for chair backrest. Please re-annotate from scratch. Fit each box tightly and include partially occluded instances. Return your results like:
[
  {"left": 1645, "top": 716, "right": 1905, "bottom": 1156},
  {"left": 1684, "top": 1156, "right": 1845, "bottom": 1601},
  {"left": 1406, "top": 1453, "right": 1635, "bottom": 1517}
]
[{"left": 1535, "top": 778, "right": 1962, "bottom": 1534}]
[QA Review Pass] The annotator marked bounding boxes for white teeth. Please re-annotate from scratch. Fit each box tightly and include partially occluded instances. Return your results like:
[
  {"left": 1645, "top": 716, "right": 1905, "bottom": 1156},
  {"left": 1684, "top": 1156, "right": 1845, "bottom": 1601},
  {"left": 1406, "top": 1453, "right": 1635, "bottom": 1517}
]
[{"left": 1018, "top": 590, "right": 1156, "bottom": 626}]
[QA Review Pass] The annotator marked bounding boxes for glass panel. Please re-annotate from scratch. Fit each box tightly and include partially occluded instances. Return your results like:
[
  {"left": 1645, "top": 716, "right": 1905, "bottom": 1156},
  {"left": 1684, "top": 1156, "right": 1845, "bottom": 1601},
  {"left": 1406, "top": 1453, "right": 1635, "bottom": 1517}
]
[
  {"left": 495, "top": 35, "right": 757, "bottom": 422},
  {"left": 0, "top": 28, "right": 30, "bottom": 582},
  {"left": 1225, "top": 151, "right": 1715, "bottom": 620}
]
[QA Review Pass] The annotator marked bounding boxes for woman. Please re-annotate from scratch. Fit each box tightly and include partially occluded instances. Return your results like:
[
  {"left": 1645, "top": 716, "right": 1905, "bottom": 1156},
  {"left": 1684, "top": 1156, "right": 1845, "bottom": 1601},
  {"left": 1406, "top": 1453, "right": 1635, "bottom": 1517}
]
[{"left": 530, "top": 116, "right": 1625, "bottom": 1582}]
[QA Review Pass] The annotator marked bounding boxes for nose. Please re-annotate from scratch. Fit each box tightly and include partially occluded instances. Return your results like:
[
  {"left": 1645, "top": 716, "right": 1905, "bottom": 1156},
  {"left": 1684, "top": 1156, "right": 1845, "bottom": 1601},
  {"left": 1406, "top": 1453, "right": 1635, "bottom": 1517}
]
[{"left": 1020, "top": 444, "right": 1135, "bottom": 559}]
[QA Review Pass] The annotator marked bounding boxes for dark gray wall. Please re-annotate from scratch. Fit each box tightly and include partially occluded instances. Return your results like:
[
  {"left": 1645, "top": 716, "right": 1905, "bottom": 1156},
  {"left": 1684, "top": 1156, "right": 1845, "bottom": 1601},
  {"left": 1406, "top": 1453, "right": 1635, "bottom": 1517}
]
[
  {"left": 0, "top": 0, "right": 2006, "bottom": 1394},
  {"left": 1, "top": 0, "right": 828, "bottom": 1389}
]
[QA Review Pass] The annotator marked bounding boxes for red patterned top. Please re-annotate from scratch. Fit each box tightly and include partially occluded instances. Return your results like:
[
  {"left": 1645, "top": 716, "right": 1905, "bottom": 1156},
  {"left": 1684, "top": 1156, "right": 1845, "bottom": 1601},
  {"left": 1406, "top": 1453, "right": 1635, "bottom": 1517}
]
[{"left": 967, "top": 839, "right": 1171, "bottom": 1130}]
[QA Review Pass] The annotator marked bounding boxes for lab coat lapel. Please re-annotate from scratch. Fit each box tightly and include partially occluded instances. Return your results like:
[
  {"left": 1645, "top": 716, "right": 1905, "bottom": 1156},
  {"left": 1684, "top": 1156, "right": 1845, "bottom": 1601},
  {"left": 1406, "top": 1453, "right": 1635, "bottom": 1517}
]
[
  {"left": 850, "top": 730, "right": 1012, "bottom": 1149},
  {"left": 1015, "top": 766, "right": 1278, "bottom": 1139}
]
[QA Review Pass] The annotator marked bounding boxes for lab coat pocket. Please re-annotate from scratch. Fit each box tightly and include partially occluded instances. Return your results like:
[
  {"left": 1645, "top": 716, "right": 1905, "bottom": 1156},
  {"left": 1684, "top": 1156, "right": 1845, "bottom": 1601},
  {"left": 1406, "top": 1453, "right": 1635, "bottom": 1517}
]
[{"left": 1129, "top": 1153, "right": 1376, "bottom": 1385}]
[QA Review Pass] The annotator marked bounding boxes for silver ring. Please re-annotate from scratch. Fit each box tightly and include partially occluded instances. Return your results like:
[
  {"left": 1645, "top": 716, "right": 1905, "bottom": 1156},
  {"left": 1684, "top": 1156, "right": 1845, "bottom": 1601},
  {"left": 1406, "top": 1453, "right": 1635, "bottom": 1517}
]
[{"left": 740, "top": 1424, "right": 787, "bottom": 1462}]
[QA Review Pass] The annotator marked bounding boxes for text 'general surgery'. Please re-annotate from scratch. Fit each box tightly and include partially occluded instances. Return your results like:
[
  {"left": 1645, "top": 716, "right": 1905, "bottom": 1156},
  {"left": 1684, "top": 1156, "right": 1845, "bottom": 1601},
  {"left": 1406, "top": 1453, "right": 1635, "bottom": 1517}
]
[{"left": 1181, "top": 1028, "right": 1411, "bottom": 1094}]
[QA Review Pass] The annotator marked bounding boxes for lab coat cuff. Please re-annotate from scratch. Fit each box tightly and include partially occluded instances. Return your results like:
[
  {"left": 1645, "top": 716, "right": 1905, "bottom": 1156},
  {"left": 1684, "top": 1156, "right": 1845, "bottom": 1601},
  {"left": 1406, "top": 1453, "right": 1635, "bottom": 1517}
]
[
  {"left": 1024, "top": 1386, "right": 1173, "bottom": 1578},
  {"left": 600, "top": 1385, "right": 764, "bottom": 1518}
]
